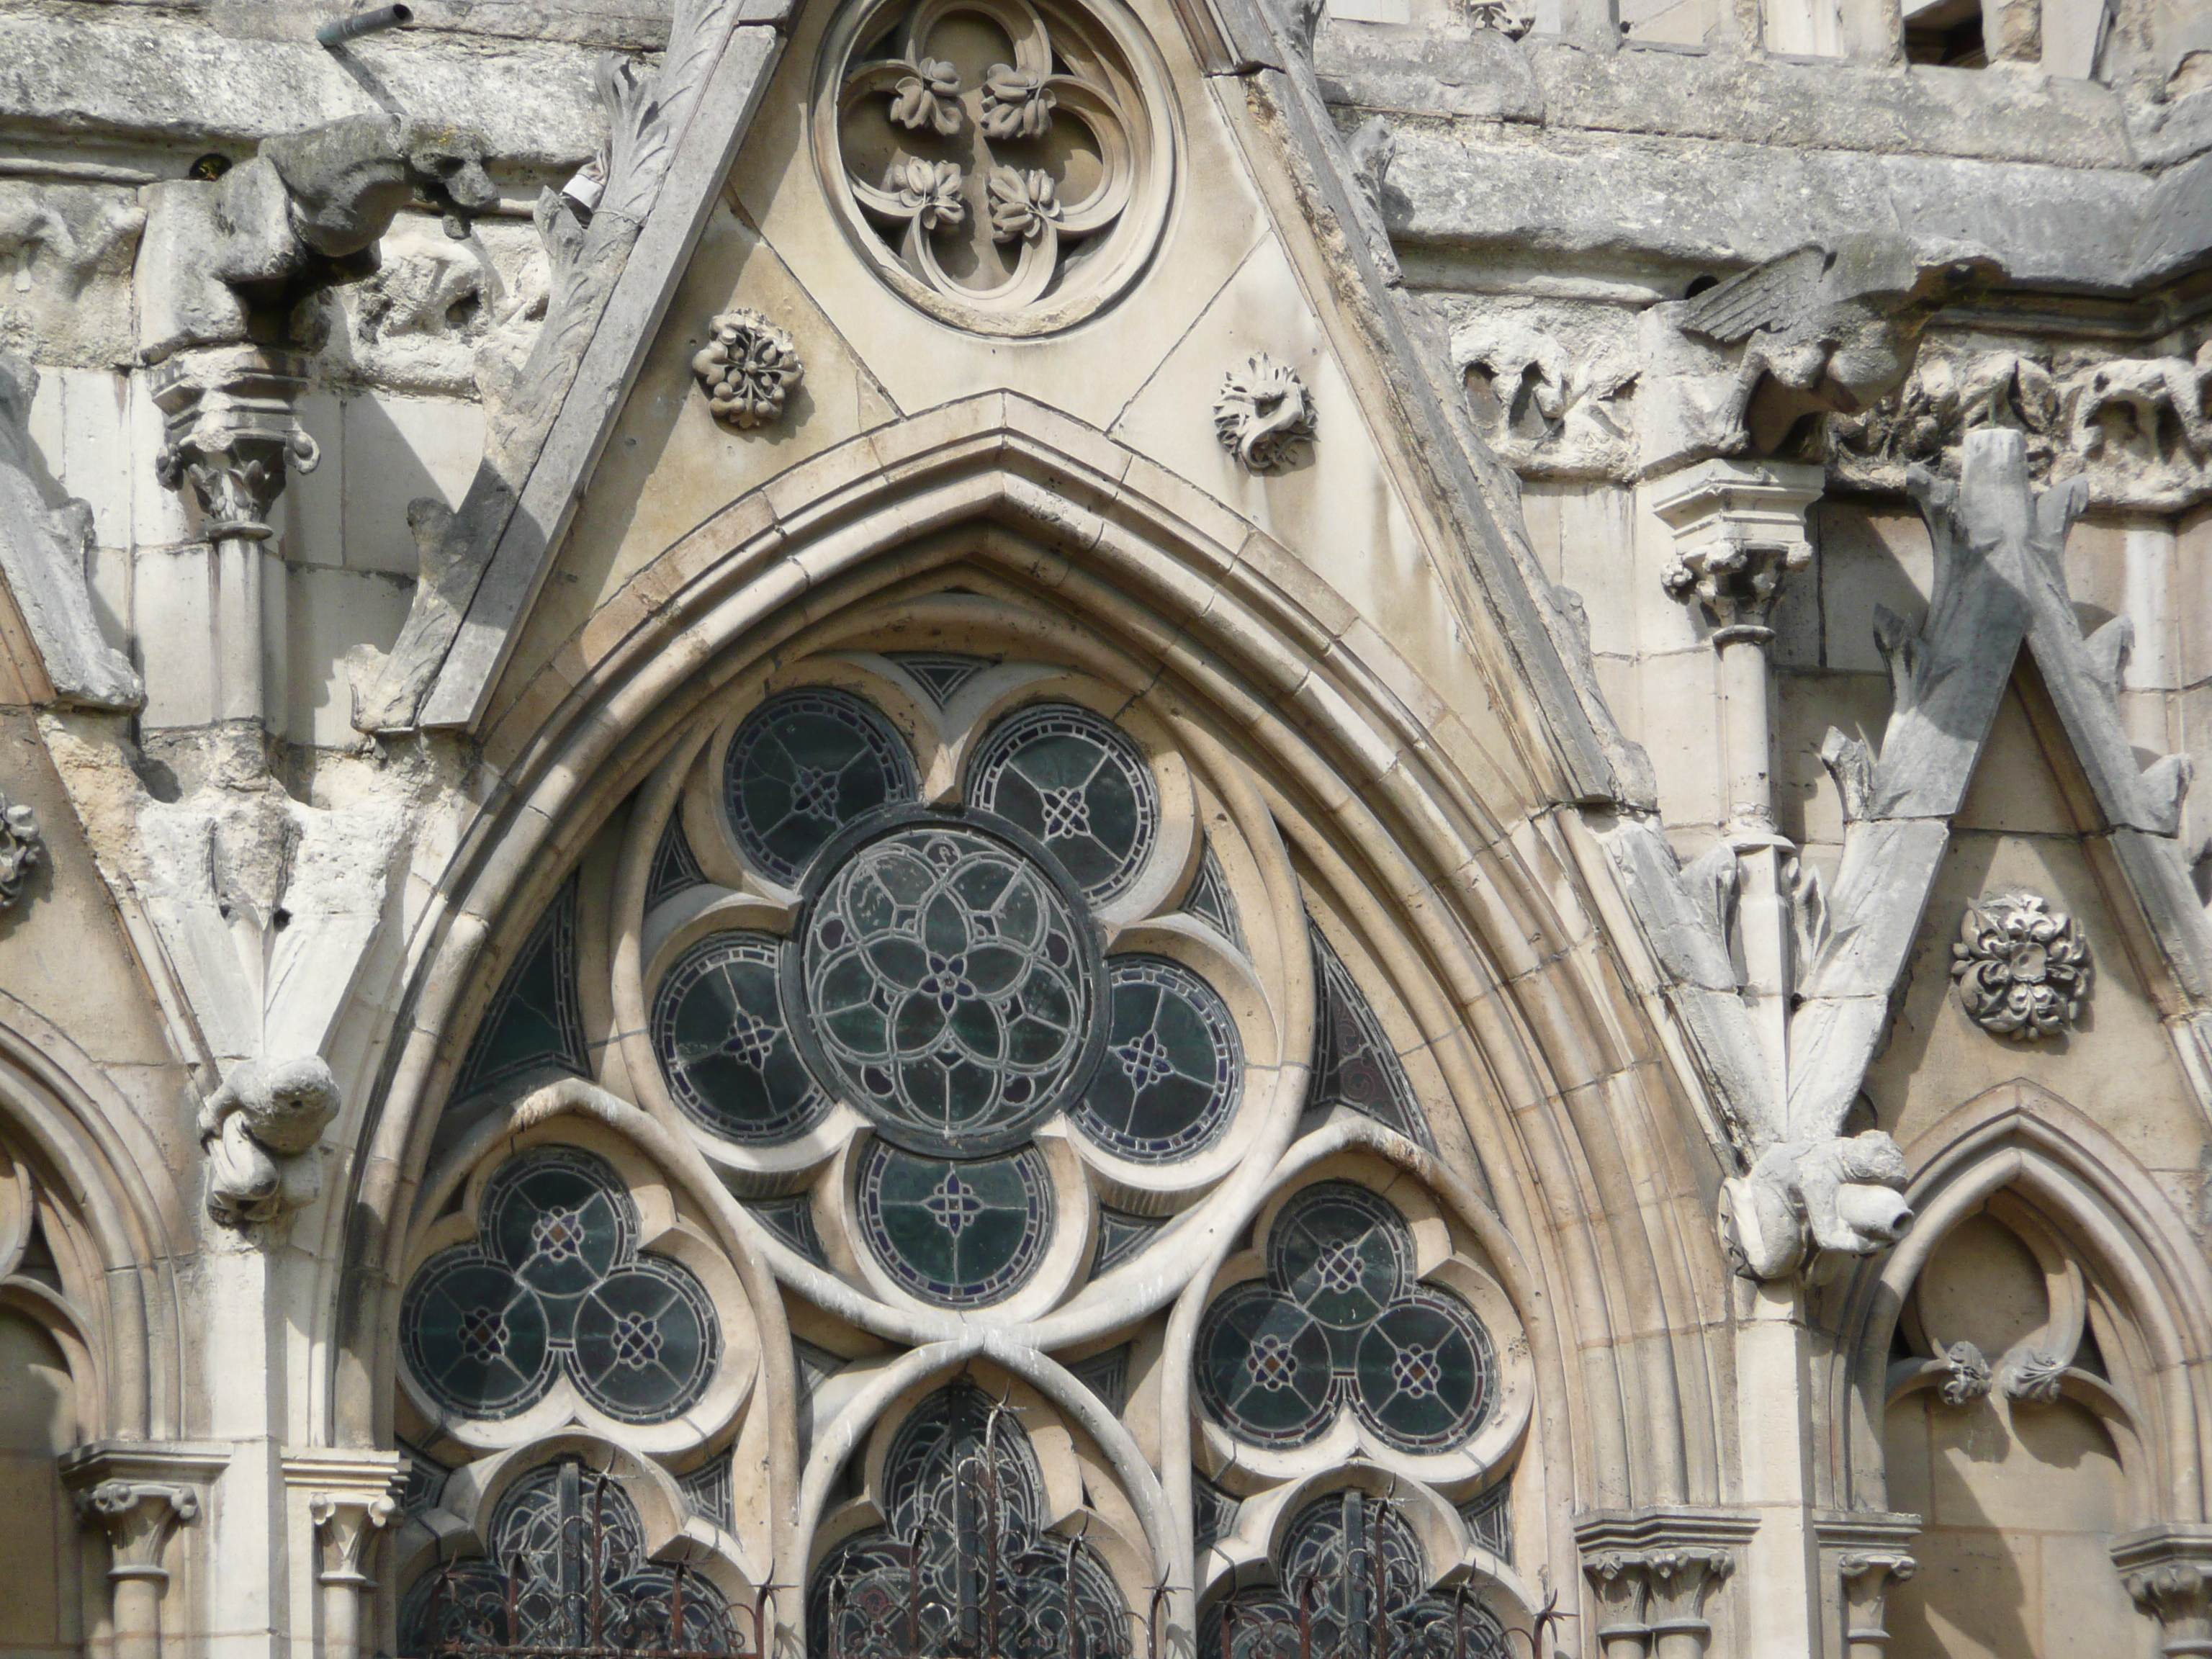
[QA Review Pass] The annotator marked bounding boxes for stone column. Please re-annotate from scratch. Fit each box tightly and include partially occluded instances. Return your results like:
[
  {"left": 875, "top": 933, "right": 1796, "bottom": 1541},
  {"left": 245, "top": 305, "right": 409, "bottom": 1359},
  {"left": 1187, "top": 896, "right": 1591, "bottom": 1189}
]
[
  {"left": 287, "top": 1452, "right": 406, "bottom": 1659},
  {"left": 2114, "top": 1525, "right": 2212, "bottom": 1658},
  {"left": 81, "top": 1483, "right": 198, "bottom": 1659},
  {"left": 1836, "top": 1550, "right": 1916, "bottom": 1659},
  {"left": 1650, "top": 458, "right": 1823, "bottom": 1110},
  {"left": 146, "top": 344, "right": 319, "bottom": 750},
  {"left": 61, "top": 1442, "right": 229, "bottom": 1659},
  {"left": 1583, "top": 1550, "right": 1652, "bottom": 1659}
]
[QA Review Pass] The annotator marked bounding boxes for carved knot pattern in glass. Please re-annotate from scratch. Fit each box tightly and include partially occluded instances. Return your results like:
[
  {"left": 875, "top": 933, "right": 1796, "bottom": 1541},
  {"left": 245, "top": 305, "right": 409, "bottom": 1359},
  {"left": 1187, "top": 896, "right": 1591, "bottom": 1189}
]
[
  {"left": 1197, "top": 1184, "right": 1494, "bottom": 1455},
  {"left": 830, "top": 0, "right": 1153, "bottom": 325},
  {"left": 798, "top": 821, "right": 1098, "bottom": 1154},
  {"left": 810, "top": 1383, "right": 1129, "bottom": 1659},
  {"left": 724, "top": 687, "right": 917, "bottom": 886},
  {"left": 401, "top": 1149, "right": 721, "bottom": 1425},
  {"left": 1204, "top": 1491, "right": 1508, "bottom": 1659},
  {"left": 656, "top": 934, "right": 832, "bottom": 1143},
  {"left": 403, "top": 1457, "right": 744, "bottom": 1658},
  {"left": 1071, "top": 955, "right": 1240, "bottom": 1161},
  {"left": 968, "top": 703, "right": 1158, "bottom": 902}
]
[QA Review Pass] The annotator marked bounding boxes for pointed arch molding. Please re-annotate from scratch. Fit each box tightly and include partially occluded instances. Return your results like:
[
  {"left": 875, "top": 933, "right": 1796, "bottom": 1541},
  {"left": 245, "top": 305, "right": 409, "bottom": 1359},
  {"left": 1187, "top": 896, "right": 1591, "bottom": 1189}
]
[
  {"left": 0, "top": 989, "right": 186, "bottom": 1442},
  {"left": 1833, "top": 1080, "right": 2212, "bottom": 1524},
  {"left": 340, "top": 396, "right": 1733, "bottom": 1539}
]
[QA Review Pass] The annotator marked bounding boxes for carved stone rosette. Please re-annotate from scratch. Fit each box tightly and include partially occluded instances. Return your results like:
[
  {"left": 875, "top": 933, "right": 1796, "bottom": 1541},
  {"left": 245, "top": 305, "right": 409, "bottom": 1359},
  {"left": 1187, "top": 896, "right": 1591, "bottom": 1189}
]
[
  {"left": 1214, "top": 354, "right": 1317, "bottom": 475},
  {"left": 1950, "top": 891, "right": 2091, "bottom": 1041},
  {"left": 692, "top": 309, "right": 804, "bottom": 430}
]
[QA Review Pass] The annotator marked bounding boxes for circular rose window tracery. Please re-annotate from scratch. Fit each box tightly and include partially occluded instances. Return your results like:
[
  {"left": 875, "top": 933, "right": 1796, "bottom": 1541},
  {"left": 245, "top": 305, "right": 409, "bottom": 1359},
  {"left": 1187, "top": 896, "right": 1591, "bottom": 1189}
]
[{"left": 815, "top": 0, "right": 1175, "bottom": 334}]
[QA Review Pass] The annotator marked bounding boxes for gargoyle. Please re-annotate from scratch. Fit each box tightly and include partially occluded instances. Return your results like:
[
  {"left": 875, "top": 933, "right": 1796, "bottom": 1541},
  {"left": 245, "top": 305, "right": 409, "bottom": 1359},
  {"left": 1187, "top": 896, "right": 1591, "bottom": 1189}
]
[
  {"left": 197, "top": 1056, "right": 341, "bottom": 1227},
  {"left": 1719, "top": 1130, "right": 1914, "bottom": 1281},
  {"left": 1643, "top": 235, "right": 2000, "bottom": 469},
  {"left": 138, "top": 114, "right": 498, "bottom": 361}
]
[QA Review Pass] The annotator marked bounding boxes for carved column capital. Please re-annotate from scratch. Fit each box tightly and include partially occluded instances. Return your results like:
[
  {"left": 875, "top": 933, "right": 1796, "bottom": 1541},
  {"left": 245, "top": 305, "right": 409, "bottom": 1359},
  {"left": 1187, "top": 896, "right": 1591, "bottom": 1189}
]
[
  {"left": 1575, "top": 1509, "right": 1756, "bottom": 1659},
  {"left": 2115, "top": 1526, "right": 2212, "bottom": 1658},
  {"left": 1648, "top": 458, "right": 1823, "bottom": 636},
  {"left": 1837, "top": 1551, "right": 1917, "bottom": 1659},
  {"left": 76, "top": 1480, "right": 199, "bottom": 1581},
  {"left": 148, "top": 346, "right": 320, "bottom": 540},
  {"left": 288, "top": 1452, "right": 407, "bottom": 1588}
]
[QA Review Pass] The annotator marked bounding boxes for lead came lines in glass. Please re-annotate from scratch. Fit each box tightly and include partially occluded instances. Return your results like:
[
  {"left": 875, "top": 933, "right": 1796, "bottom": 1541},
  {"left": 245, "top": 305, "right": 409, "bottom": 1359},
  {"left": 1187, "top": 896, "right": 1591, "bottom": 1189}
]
[
  {"left": 1071, "top": 955, "right": 1241, "bottom": 1162},
  {"left": 796, "top": 822, "right": 1098, "bottom": 1156},
  {"left": 655, "top": 933, "right": 831, "bottom": 1143},
  {"left": 856, "top": 1141, "right": 1056, "bottom": 1307},
  {"left": 725, "top": 688, "right": 918, "bottom": 885},
  {"left": 968, "top": 704, "right": 1158, "bottom": 904},
  {"left": 1195, "top": 1183, "right": 1494, "bottom": 1456},
  {"left": 400, "top": 1148, "right": 721, "bottom": 1426}
]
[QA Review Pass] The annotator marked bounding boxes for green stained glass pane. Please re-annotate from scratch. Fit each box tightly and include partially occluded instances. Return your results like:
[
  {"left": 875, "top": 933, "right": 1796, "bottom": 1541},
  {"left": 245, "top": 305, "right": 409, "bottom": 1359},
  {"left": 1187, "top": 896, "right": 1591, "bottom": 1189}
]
[
  {"left": 968, "top": 704, "right": 1158, "bottom": 902},
  {"left": 855, "top": 1143, "right": 1055, "bottom": 1308},
  {"left": 1194, "top": 1280, "right": 1334, "bottom": 1447},
  {"left": 725, "top": 688, "right": 917, "bottom": 884},
  {"left": 1193, "top": 1182, "right": 1498, "bottom": 1457},
  {"left": 451, "top": 877, "right": 589, "bottom": 1100},
  {"left": 796, "top": 822, "right": 1100, "bottom": 1156},
  {"left": 1072, "top": 955, "right": 1241, "bottom": 1162},
  {"left": 399, "top": 1148, "right": 721, "bottom": 1429},
  {"left": 653, "top": 932, "right": 829, "bottom": 1143}
]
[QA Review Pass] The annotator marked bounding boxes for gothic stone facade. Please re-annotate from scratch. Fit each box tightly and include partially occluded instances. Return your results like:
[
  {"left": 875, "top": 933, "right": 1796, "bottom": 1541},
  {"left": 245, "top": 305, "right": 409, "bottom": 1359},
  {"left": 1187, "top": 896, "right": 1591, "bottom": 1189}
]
[{"left": 1, "top": 1, "right": 2210, "bottom": 1658}]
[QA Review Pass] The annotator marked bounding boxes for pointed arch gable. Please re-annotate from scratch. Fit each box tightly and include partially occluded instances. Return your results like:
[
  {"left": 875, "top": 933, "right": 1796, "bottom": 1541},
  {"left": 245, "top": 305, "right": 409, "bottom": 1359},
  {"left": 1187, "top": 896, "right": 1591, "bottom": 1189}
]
[
  {"left": 337, "top": 403, "right": 1737, "bottom": 1569},
  {"left": 1832, "top": 1078, "right": 2212, "bottom": 1524}
]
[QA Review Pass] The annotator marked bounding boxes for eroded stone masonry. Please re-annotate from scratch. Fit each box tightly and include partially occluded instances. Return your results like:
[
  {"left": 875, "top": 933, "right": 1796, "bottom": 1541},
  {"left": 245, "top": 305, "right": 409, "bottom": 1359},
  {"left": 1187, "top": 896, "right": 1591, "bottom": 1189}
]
[{"left": 0, "top": 0, "right": 2209, "bottom": 1655}]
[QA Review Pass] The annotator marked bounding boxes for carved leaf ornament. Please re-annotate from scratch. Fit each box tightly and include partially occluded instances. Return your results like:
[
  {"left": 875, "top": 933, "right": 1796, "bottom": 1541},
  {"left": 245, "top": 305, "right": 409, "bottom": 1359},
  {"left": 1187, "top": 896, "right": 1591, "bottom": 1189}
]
[
  {"left": 1949, "top": 891, "right": 2091, "bottom": 1040},
  {"left": 692, "top": 309, "right": 804, "bottom": 430},
  {"left": 819, "top": 0, "right": 1172, "bottom": 331}
]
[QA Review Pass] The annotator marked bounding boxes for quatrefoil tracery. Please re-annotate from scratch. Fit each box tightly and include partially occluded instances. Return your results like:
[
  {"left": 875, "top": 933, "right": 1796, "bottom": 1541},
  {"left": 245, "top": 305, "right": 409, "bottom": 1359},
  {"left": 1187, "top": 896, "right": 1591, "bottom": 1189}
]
[{"left": 824, "top": 0, "right": 1165, "bottom": 329}]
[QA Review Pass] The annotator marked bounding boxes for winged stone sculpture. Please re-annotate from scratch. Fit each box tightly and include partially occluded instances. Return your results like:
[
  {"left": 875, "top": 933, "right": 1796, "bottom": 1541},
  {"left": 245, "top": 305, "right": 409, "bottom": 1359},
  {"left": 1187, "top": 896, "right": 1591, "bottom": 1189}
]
[{"left": 1645, "top": 235, "right": 2002, "bottom": 467}]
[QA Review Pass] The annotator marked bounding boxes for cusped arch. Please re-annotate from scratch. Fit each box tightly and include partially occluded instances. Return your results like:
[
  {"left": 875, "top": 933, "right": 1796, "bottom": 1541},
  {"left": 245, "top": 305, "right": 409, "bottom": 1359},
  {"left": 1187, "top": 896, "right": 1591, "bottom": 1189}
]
[{"left": 1830, "top": 1079, "right": 2212, "bottom": 1524}]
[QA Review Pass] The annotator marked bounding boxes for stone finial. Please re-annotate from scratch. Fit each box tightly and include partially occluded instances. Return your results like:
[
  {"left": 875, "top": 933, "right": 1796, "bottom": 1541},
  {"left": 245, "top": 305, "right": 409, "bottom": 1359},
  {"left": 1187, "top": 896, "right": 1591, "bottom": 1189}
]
[
  {"left": 1719, "top": 1130, "right": 1913, "bottom": 1281},
  {"left": 197, "top": 1056, "right": 341, "bottom": 1227},
  {"left": 0, "top": 791, "right": 40, "bottom": 911},
  {"left": 692, "top": 310, "right": 804, "bottom": 430},
  {"left": 1950, "top": 891, "right": 2091, "bottom": 1040},
  {"left": 1215, "top": 354, "right": 1316, "bottom": 474}
]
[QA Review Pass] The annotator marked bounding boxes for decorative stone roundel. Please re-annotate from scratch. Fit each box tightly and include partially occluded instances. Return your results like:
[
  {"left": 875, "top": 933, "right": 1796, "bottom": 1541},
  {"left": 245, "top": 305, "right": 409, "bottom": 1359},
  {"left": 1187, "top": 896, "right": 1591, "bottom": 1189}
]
[
  {"left": 815, "top": 0, "right": 1174, "bottom": 333},
  {"left": 1950, "top": 890, "right": 2092, "bottom": 1042},
  {"left": 1197, "top": 1183, "right": 1495, "bottom": 1455}
]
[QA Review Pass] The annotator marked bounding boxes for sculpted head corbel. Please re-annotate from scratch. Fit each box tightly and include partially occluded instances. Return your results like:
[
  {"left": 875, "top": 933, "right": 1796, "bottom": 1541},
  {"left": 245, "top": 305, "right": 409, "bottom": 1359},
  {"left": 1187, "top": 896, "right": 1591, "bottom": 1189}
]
[
  {"left": 197, "top": 1055, "right": 341, "bottom": 1228},
  {"left": 1719, "top": 1130, "right": 1913, "bottom": 1282}
]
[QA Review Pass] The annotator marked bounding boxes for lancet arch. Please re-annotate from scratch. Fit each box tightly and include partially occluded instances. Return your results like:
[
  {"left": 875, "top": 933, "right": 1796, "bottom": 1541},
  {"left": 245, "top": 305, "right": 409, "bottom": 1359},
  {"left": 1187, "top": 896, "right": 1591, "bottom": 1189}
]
[{"left": 338, "top": 399, "right": 1737, "bottom": 1659}]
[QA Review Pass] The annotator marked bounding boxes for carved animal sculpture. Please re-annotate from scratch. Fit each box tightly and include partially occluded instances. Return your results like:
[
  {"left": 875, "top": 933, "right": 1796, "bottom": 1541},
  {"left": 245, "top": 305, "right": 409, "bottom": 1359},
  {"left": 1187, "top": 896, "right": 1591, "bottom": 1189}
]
[
  {"left": 1679, "top": 235, "right": 2000, "bottom": 456},
  {"left": 2067, "top": 342, "right": 2212, "bottom": 465},
  {"left": 1719, "top": 1129, "right": 1913, "bottom": 1280},
  {"left": 139, "top": 114, "right": 498, "bottom": 359}
]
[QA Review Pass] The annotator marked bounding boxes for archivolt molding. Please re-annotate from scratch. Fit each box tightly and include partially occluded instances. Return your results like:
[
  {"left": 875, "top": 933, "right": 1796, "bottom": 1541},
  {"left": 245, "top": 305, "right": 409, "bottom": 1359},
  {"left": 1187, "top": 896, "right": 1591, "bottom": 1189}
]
[
  {"left": 1831, "top": 1081, "right": 2212, "bottom": 1525},
  {"left": 339, "top": 404, "right": 1728, "bottom": 1643}
]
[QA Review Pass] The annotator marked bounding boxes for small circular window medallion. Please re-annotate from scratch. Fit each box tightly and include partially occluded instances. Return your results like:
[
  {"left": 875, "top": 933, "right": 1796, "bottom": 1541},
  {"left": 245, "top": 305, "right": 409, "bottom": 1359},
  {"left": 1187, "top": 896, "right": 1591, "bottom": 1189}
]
[{"left": 814, "top": 0, "right": 1175, "bottom": 333}]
